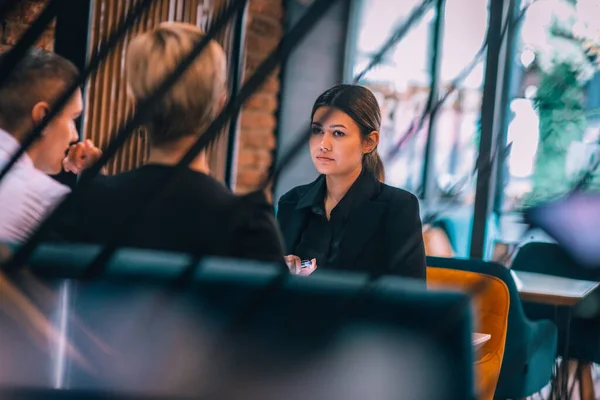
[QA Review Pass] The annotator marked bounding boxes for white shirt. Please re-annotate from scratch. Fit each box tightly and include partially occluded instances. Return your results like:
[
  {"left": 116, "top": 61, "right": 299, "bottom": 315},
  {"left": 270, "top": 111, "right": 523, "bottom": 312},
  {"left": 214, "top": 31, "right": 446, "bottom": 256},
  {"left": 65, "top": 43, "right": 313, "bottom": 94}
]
[{"left": 0, "top": 129, "right": 70, "bottom": 242}]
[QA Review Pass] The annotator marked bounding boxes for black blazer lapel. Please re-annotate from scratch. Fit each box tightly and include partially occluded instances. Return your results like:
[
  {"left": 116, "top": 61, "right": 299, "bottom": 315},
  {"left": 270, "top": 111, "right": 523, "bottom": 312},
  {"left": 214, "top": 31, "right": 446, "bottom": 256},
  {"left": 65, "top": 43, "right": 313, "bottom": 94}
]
[
  {"left": 277, "top": 175, "right": 324, "bottom": 255},
  {"left": 277, "top": 202, "right": 308, "bottom": 254},
  {"left": 336, "top": 200, "right": 386, "bottom": 269}
]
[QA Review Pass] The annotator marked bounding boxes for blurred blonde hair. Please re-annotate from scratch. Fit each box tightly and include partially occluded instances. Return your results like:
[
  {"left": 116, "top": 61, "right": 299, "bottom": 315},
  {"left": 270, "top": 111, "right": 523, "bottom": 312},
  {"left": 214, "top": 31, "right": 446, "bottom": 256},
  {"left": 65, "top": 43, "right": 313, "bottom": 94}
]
[{"left": 126, "top": 22, "right": 227, "bottom": 145}]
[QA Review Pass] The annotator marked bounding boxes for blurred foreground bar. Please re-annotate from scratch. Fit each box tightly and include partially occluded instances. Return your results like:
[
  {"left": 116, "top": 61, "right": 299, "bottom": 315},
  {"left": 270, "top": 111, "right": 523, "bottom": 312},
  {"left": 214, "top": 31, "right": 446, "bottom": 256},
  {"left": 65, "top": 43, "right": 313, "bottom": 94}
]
[{"left": 0, "top": 244, "right": 474, "bottom": 400}]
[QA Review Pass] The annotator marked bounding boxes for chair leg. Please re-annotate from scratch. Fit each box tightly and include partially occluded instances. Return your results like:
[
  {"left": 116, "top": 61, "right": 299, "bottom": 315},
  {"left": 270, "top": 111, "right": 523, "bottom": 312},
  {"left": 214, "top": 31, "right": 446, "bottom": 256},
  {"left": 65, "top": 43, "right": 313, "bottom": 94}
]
[
  {"left": 553, "top": 358, "right": 567, "bottom": 400},
  {"left": 577, "top": 362, "right": 595, "bottom": 400},
  {"left": 565, "top": 360, "right": 586, "bottom": 400}
]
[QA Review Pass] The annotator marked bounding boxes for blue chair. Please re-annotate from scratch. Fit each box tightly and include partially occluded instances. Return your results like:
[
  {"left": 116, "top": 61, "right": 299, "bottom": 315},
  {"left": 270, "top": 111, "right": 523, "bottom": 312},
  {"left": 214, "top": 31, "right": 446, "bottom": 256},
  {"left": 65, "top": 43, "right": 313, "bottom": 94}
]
[
  {"left": 427, "top": 256, "right": 558, "bottom": 399},
  {"left": 1, "top": 244, "right": 475, "bottom": 400}
]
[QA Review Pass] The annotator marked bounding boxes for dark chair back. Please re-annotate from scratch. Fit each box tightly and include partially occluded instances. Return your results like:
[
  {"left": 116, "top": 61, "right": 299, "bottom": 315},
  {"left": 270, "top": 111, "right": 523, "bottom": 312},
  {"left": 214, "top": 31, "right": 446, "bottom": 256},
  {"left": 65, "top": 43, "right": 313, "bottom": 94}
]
[
  {"left": 512, "top": 242, "right": 600, "bottom": 281},
  {"left": 1, "top": 244, "right": 475, "bottom": 400}
]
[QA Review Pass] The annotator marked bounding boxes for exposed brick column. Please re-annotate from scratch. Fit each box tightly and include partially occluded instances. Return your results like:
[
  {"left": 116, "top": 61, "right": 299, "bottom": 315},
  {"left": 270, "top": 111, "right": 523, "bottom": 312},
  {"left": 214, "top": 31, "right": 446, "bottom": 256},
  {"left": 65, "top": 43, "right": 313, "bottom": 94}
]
[
  {"left": 235, "top": 0, "right": 284, "bottom": 196},
  {"left": 0, "top": 1, "right": 55, "bottom": 53}
]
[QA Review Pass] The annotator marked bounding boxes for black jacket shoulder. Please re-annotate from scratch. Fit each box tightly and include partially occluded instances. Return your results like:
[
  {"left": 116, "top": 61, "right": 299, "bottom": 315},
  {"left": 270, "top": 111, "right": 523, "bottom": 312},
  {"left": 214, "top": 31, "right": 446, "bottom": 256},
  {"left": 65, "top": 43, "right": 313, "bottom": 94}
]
[
  {"left": 51, "top": 167, "right": 285, "bottom": 263},
  {"left": 376, "top": 183, "right": 419, "bottom": 205}
]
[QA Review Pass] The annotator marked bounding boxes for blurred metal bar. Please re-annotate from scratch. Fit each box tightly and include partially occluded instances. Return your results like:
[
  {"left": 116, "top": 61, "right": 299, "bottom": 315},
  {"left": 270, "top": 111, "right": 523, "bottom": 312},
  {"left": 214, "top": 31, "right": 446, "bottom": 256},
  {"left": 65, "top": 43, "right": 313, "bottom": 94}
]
[
  {"left": 51, "top": 281, "right": 70, "bottom": 389},
  {"left": 353, "top": 0, "right": 434, "bottom": 83},
  {"left": 419, "top": 0, "right": 445, "bottom": 200},
  {"left": 224, "top": 2, "right": 248, "bottom": 189},
  {"left": 493, "top": 0, "right": 522, "bottom": 214},
  {"left": 51, "top": 0, "right": 94, "bottom": 189},
  {"left": 470, "top": 0, "right": 517, "bottom": 259}
]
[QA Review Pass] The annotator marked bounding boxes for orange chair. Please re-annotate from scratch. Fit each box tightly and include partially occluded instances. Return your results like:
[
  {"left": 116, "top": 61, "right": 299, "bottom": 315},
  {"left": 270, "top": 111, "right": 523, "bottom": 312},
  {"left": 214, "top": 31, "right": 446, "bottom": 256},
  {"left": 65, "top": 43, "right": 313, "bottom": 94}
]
[{"left": 427, "top": 267, "right": 509, "bottom": 400}]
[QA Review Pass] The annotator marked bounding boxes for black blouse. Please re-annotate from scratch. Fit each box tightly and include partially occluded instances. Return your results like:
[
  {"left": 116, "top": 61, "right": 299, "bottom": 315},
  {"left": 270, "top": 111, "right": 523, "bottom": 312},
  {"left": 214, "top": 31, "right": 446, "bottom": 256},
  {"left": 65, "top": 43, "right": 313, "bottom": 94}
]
[
  {"left": 294, "top": 170, "right": 379, "bottom": 269},
  {"left": 277, "top": 169, "right": 426, "bottom": 280}
]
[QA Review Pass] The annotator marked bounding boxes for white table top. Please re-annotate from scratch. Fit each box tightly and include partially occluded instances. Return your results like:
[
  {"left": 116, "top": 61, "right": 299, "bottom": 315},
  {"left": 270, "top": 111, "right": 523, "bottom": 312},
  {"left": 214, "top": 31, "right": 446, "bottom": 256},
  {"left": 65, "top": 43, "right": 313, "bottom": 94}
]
[{"left": 512, "top": 270, "right": 600, "bottom": 307}]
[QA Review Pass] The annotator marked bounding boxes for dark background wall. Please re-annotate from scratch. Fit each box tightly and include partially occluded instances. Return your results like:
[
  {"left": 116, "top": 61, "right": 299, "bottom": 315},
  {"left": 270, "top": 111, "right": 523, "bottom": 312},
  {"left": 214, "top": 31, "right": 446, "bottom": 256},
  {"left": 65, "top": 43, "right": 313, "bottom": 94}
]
[{"left": 274, "top": 0, "right": 350, "bottom": 202}]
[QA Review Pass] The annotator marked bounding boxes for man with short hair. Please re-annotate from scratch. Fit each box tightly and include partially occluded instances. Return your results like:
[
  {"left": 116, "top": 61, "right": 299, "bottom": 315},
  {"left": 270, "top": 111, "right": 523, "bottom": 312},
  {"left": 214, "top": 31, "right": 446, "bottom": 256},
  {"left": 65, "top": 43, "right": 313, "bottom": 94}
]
[{"left": 0, "top": 48, "right": 102, "bottom": 242}]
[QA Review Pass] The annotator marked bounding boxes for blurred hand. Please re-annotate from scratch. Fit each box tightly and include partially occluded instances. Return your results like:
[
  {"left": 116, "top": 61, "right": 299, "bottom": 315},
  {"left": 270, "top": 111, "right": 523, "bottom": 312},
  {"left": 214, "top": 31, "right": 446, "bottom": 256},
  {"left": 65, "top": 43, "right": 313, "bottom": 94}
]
[
  {"left": 63, "top": 139, "right": 102, "bottom": 175},
  {"left": 284, "top": 255, "right": 317, "bottom": 276}
]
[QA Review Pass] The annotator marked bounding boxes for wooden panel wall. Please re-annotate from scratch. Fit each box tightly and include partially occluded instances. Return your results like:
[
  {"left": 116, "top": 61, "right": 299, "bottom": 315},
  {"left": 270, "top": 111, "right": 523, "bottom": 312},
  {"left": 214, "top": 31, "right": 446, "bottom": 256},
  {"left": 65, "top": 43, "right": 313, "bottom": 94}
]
[{"left": 84, "top": 0, "right": 239, "bottom": 180}]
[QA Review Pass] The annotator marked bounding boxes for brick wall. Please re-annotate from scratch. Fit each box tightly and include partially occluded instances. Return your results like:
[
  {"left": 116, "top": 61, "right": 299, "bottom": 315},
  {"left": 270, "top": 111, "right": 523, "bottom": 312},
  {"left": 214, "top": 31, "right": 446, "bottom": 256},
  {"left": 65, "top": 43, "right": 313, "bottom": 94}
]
[
  {"left": 0, "top": 1, "right": 54, "bottom": 53},
  {"left": 236, "top": 0, "right": 284, "bottom": 195}
]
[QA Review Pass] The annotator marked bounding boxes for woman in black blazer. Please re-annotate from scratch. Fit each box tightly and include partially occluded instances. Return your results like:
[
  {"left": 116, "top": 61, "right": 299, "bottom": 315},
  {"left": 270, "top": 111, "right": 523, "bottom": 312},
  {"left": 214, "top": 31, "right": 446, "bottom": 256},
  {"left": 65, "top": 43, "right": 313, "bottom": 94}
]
[{"left": 277, "top": 84, "right": 426, "bottom": 280}]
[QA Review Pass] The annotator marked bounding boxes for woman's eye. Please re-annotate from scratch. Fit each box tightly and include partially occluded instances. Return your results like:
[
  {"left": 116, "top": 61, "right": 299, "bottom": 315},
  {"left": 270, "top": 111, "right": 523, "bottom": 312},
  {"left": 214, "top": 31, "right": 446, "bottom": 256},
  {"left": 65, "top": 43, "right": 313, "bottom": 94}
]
[
  {"left": 333, "top": 130, "right": 345, "bottom": 137},
  {"left": 311, "top": 127, "right": 323, "bottom": 135}
]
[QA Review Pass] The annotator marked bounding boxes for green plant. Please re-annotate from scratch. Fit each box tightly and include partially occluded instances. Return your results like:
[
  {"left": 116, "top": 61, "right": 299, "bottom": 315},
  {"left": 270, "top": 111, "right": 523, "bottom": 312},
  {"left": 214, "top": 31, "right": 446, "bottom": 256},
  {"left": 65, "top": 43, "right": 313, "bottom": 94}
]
[
  {"left": 521, "top": 0, "right": 600, "bottom": 205},
  {"left": 528, "top": 62, "right": 588, "bottom": 204}
]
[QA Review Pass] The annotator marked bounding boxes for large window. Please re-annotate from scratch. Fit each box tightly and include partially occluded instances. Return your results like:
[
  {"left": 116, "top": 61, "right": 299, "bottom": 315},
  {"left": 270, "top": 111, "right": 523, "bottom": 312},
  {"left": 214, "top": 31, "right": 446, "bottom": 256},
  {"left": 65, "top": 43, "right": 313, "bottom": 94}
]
[
  {"left": 431, "top": 0, "right": 488, "bottom": 205},
  {"left": 349, "top": 0, "right": 600, "bottom": 258},
  {"left": 348, "top": 0, "right": 492, "bottom": 258},
  {"left": 349, "top": 0, "right": 489, "bottom": 200},
  {"left": 350, "top": 0, "right": 433, "bottom": 195}
]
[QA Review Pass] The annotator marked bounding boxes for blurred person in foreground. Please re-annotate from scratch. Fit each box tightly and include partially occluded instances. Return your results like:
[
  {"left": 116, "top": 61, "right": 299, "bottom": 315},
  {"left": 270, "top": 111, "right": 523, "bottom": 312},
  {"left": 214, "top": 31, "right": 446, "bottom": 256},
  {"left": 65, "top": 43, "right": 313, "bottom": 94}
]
[
  {"left": 52, "top": 22, "right": 284, "bottom": 262},
  {"left": 0, "top": 49, "right": 102, "bottom": 243}
]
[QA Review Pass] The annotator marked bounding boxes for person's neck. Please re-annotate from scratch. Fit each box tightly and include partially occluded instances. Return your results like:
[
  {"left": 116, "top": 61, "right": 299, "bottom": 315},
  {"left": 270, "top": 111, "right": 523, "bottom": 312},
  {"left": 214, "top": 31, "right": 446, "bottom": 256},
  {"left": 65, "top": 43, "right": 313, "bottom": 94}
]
[
  {"left": 26, "top": 146, "right": 45, "bottom": 170},
  {"left": 325, "top": 166, "right": 362, "bottom": 204},
  {"left": 146, "top": 137, "right": 210, "bottom": 174},
  {"left": 1, "top": 124, "right": 43, "bottom": 170}
]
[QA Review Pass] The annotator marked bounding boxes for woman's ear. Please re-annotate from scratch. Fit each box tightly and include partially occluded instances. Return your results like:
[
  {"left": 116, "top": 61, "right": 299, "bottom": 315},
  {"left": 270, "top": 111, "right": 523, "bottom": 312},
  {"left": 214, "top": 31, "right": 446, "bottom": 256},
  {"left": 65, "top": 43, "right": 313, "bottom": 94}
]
[
  {"left": 31, "top": 101, "right": 50, "bottom": 127},
  {"left": 210, "top": 90, "right": 228, "bottom": 118},
  {"left": 217, "top": 90, "right": 227, "bottom": 114},
  {"left": 363, "top": 130, "right": 380, "bottom": 154}
]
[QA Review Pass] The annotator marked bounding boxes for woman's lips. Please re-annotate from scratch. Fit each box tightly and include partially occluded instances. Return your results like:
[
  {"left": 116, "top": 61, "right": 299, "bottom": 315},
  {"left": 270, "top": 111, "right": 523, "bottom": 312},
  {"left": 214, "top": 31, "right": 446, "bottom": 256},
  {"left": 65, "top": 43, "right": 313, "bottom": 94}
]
[{"left": 316, "top": 156, "right": 334, "bottom": 162}]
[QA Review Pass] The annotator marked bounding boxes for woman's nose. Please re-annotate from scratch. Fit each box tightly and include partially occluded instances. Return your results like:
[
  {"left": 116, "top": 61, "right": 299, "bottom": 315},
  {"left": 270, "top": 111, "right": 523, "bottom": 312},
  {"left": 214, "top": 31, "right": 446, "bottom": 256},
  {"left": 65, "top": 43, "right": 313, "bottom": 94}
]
[{"left": 320, "top": 135, "right": 332, "bottom": 151}]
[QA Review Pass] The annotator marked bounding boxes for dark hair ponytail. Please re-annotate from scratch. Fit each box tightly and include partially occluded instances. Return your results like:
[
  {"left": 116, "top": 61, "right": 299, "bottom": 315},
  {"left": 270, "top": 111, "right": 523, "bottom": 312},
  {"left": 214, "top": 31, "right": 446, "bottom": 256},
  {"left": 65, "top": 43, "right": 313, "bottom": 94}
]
[
  {"left": 311, "top": 84, "right": 385, "bottom": 181},
  {"left": 363, "top": 150, "right": 385, "bottom": 182}
]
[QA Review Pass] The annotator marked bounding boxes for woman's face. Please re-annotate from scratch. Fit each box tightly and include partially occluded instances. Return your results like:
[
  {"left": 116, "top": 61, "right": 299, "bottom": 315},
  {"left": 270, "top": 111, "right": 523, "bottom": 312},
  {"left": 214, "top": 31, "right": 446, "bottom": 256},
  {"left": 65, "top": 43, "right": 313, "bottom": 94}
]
[{"left": 310, "top": 106, "right": 375, "bottom": 177}]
